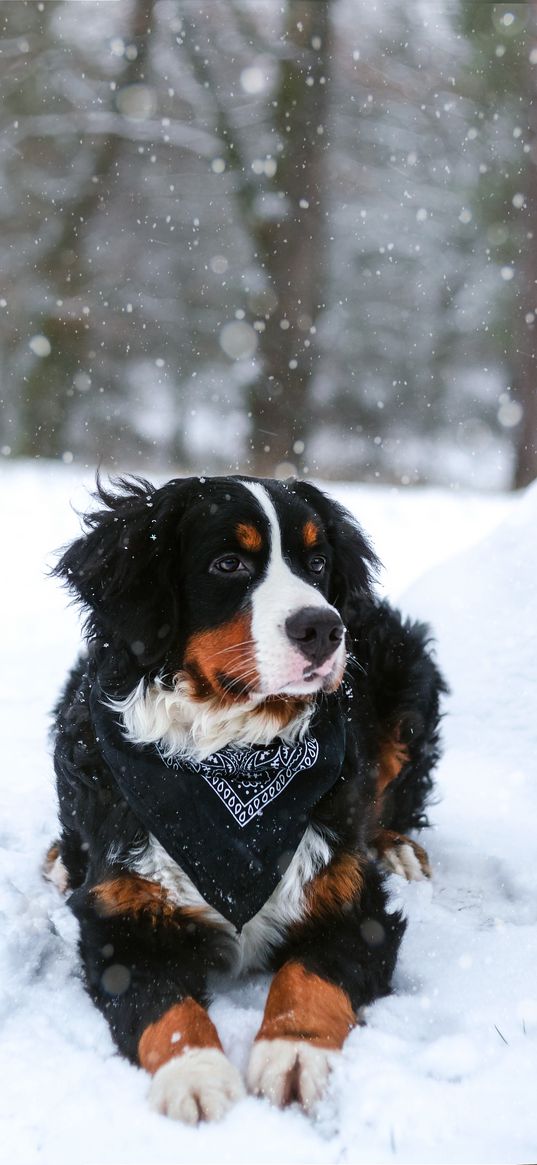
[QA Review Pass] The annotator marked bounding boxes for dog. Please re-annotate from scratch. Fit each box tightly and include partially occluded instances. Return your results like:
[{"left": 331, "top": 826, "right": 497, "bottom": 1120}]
[{"left": 46, "top": 474, "right": 445, "bottom": 1123}]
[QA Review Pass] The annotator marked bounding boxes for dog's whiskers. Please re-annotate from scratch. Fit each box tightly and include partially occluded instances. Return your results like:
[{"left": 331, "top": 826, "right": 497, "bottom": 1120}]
[
  {"left": 208, "top": 639, "right": 257, "bottom": 660},
  {"left": 346, "top": 652, "right": 367, "bottom": 677}
]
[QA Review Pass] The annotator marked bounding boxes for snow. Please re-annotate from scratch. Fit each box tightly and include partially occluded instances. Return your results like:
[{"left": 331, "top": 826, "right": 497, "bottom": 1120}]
[{"left": 1, "top": 461, "right": 536, "bottom": 1165}]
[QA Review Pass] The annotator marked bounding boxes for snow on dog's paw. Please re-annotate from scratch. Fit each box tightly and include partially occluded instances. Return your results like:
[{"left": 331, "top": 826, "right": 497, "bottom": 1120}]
[
  {"left": 148, "top": 1048, "right": 245, "bottom": 1124},
  {"left": 247, "top": 1038, "right": 335, "bottom": 1113},
  {"left": 381, "top": 837, "right": 431, "bottom": 881}
]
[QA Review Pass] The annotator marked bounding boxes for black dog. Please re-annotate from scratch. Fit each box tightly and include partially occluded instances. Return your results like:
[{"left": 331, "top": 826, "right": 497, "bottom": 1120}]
[{"left": 46, "top": 475, "right": 445, "bottom": 1123}]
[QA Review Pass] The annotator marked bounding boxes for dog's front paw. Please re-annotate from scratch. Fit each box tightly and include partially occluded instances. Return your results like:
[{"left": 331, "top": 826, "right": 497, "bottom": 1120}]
[
  {"left": 381, "top": 837, "right": 431, "bottom": 881},
  {"left": 148, "top": 1048, "right": 245, "bottom": 1123},
  {"left": 374, "top": 828, "right": 431, "bottom": 881},
  {"left": 247, "top": 1038, "right": 335, "bottom": 1113}
]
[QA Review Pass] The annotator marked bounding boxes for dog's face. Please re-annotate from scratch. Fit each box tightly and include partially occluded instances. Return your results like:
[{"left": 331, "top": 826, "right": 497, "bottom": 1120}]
[
  {"left": 56, "top": 475, "right": 377, "bottom": 703},
  {"left": 177, "top": 478, "right": 348, "bottom": 700}
]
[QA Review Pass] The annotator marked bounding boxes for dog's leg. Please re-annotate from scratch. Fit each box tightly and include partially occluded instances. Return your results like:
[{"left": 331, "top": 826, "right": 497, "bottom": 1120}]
[
  {"left": 69, "top": 873, "right": 244, "bottom": 1123},
  {"left": 248, "top": 962, "right": 355, "bottom": 1112},
  {"left": 140, "top": 1001, "right": 245, "bottom": 1123},
  {"left": 372, "top": 732, "right": 431, "bottom": 880},
  {"left": 248, "top": 859, "right": 405, "bottom": 1112}
]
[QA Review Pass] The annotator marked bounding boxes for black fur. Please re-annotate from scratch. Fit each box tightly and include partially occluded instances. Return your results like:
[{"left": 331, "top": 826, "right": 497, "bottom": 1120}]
[{"left": 50, "top": 475, "right": 446, "bottom": 1076}]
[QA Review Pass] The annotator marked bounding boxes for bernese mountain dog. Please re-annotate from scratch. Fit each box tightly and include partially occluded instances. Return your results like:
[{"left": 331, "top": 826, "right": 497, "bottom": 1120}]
[{"left": 46, "top": 474, "right": 445, "bottom": 1124}]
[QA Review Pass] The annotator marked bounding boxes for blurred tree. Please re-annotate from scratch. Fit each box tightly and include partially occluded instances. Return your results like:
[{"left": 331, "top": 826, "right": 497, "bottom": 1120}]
[
  {"left": 321, "top": 0, "right": 508, "bottom": 483},
  {"left": 458, "top": 0, "right": 536, "bottom": 488},
  {"left": 247, "top": 0, "right": 332, "bottom": 473},
  {"left": 0, "top": 0, "right": 531, "bottom": 488},
  {"left": 0, "top": 0, "right": 220, "bottom": 465},
  {"left": 515, "top": 0, "right": 537, "bottom": 487},
  {"left": 176, "top": 0, "right": 332, "bottom": 474},
  {"left": 15, "top": 0, "right": 156, "bottom": 459}
]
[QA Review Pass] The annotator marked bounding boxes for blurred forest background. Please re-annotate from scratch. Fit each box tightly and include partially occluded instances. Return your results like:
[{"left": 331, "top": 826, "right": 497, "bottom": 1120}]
[{"left": 0, "top": 0, "right": 536, "bottom": 489}]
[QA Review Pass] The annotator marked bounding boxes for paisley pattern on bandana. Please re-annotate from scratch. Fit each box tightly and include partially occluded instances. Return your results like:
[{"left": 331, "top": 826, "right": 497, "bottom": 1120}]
[{"left": 158, "top": 739, "right": 320, "bottom": 827}]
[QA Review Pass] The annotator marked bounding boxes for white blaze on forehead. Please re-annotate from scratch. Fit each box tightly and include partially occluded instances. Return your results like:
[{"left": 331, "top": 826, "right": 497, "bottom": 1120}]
[
  {"left": 241, "top": 480, "right": 327, "bottom": 608},
  {"left": 241, "top": 480, "right": 339, "bottom": 694}
]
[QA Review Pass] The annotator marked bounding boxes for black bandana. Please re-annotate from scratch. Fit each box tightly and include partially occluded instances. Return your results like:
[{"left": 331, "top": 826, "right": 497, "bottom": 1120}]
[{"left": 89, "top": 681, "right": 346, "bottom": 929}]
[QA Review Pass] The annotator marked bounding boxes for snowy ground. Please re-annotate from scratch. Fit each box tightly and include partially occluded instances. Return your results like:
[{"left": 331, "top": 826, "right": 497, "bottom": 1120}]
[{"left": 1, "top": 461, "right": 536, "bottom": 1165}]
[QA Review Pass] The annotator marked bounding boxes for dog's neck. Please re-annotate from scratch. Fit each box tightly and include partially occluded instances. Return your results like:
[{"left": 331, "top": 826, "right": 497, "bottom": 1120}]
[{"left": 107, "top": 673, "right": 314, "bottom": 761}]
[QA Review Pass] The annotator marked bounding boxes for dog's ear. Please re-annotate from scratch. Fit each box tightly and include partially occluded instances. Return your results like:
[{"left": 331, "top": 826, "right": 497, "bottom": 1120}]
[
  {"left": 292, "top": 481, "right": 380, "bottom": 616},
  {"left": 53, "top": 475, "right": 195, "bottom": 662}
]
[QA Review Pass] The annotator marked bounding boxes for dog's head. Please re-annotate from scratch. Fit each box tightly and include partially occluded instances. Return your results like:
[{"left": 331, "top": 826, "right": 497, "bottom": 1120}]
[{"left": 55, "top": 475, "right": 378, "bottom": 706}]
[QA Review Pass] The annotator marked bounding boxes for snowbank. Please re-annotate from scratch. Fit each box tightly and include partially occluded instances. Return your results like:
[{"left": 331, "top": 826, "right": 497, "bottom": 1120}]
[{"left": 0, "top": 464, "right": 535, "bottom": 1164}]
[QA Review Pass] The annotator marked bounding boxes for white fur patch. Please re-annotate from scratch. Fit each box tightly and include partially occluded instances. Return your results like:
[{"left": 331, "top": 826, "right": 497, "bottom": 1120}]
[
  {"left": 236, "top": 823, "right": 332, "bottom": 972},
  {"left": 247, "top": 1039, "right": 335, "bottom": 1112},
  {"left": 242, "top": 481, "right": 346, "bottom": 698},
  {"left": 108, "top": 673, "right": 313, "bottom": 761},
  {"left": 131, "top": 825, "right": 332, "bottom": 974},
  {"left": 148, "top": 1048, "right": 245, "bottom": 1123}
]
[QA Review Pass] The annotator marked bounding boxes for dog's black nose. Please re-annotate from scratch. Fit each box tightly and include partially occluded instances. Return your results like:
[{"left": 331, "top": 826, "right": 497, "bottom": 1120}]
[{"left": 285, "top": 607, "right": 344, "bottom": 667}]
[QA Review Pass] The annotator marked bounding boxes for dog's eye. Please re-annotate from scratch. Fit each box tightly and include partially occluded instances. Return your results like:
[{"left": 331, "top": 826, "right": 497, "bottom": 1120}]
[
  {"left": 309, "top": 555, "right": 327, "bottom": 574},
  {"left": 211, "top": 555, "right": 248, "bottom": 575}
]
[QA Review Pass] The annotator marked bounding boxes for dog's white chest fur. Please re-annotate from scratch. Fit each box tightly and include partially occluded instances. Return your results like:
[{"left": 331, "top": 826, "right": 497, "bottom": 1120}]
[{"left": 131, "top": 827, "right": 332, "bottom": 973}]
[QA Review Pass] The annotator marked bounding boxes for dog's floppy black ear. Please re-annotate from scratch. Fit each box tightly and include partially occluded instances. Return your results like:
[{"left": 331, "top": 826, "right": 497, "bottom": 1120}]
[
  {"left": 53, "top": 475, "right": 195, "bottom": 661},
  {"left": 292, "top": 481, "right": 380, "bottom": 615}
]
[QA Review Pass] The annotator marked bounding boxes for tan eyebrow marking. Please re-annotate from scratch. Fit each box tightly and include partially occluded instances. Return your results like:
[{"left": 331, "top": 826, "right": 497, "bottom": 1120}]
[
  {"left": 236, "top": 522, "right": 263, "bottom": 552},
  {"left": 303, "top": 520, "right": 320, "bottom": 548}
]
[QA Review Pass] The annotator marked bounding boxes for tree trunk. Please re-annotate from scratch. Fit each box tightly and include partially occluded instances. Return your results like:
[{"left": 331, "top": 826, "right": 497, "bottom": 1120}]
[
  {"left": 513, "top": 2, "right": 537, "bottom": 488},
  {"left": 248, "top": 0, "right": 332, "bottom": 475},
  {"left": 17, "top": 0, "right": 155, "bottom": 459}
]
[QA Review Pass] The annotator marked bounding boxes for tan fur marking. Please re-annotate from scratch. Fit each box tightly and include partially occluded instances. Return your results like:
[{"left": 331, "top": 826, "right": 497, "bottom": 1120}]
[
  {"left": 171, "top": 670, "right": 312, "bottom": 733},
  {"left": 184, "top": 612, "right": 259, "bottom": 701},
  {"left": 92, "top": 875, "right": 212, "bottom": 928},
  {"left": 305, "top": 852, "right": 364, "bottom": 919},
  {"left": 43, "top": 842, "right": 61, "bottom": 877},
  {"left": 138, "top": 999, "right": 223, "bottom": 1074},
  {"left": 256, "top": 963, "right": 356, "bottom": 1049},
  {"left": 303, "top": 520, "right": 320, "bottom": 548},
  {"left": 92, "top": 875, "right": 175, "bottom": 920},
  {"left": 236, "top": 522, "right": 262, "bottom": 552},
  {"left": 263, "top": 693, "right": 311, "bottom": 729},
  {"left": 377, "top": 732, "right": 409, "bottom": 795}
]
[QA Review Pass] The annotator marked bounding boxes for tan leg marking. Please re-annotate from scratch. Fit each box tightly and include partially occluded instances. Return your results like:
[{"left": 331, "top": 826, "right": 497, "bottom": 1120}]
[
  {"left": 139, "top": 999, "right": 222, "bottom": 1074},
  {"left": 140, "top": 1003, "right": 245, "bottom": 1122},
  {"left": 256, "top": 962, "right": 356, "bottom": 1049},
  {"left": 248, "top": 963, "right": 356, "bottom": 1111},
  {"left": 91, "top": 874, "right": 212, "bottom": 926},
  {"left": 305, "top": 852, "right": 363, "bottom": 920},
  {"left": 44, "top": 842, "right": 60, "bottom": 868},
  {"left": 93, "top": 874, "right": 171, "bottom": 918},
  {"left": 377, "top": 732, "right": 410, "bottom": 796}
]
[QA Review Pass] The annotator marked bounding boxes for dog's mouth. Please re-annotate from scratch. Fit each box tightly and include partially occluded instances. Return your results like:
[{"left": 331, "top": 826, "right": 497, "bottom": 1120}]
[
  {"left": 263, "top": 655, "right": 346, "bottom": 699},
  {"left": 215, "top": 664, "right": 343, "bottom": 702},
  {"left": 302, "top": 655, "right": 337, "bottom": 682}
]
